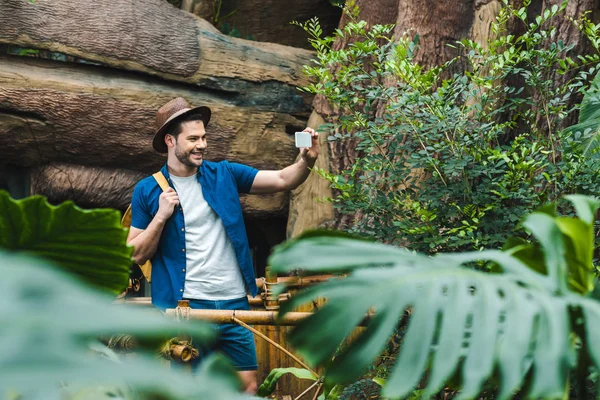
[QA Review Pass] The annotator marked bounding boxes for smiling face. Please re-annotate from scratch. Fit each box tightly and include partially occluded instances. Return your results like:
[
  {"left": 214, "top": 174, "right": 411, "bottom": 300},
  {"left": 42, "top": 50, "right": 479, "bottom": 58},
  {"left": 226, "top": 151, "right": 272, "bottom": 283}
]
[{"left": 166, "top": 120, "right": 207, "bottom": 171}]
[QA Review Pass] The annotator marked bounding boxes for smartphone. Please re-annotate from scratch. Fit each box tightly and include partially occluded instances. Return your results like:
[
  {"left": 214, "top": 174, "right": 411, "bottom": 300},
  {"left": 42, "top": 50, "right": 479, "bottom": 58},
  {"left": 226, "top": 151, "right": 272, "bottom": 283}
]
[{"left": 295, "top": 131, "right": 312, "bottom": 148}]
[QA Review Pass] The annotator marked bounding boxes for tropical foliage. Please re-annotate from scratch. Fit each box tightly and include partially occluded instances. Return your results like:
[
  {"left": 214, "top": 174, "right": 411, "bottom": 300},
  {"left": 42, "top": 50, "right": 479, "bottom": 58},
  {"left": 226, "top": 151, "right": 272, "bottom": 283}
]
[
  {"left": 269, "top": 195, "right": 600, "bottom": 399},
  {"left": 0, "top": 190, "right": 131, "bottom": 294},
  {"left": 0, "top": 191, "right": 248, "bottom": 398},
  {"left": 296, "top": 1, "right": 600, "bottom": 258},
  {"left": 0, "top": 251, "right": 248, "bottom": 399}
]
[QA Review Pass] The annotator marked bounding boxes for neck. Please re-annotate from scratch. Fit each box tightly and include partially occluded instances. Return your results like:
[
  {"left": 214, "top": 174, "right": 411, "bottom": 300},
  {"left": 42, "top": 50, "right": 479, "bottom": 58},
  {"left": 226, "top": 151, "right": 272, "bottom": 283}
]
[{"left": 167, "top": 158, "right": 198, "bottom": 177}]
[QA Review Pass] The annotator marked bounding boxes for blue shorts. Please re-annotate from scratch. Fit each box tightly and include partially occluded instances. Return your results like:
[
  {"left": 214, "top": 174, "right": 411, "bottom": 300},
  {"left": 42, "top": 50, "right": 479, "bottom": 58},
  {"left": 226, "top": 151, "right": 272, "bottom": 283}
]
[{"left": 186, "top": 296, "right": 258, "bottom": 371}]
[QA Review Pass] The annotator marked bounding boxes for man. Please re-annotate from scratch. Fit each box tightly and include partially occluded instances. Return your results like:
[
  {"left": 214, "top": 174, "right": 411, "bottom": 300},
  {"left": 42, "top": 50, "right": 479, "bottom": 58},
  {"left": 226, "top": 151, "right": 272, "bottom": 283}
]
[{"left": 126, "top": 97, "right": 318, "bottom": 393}]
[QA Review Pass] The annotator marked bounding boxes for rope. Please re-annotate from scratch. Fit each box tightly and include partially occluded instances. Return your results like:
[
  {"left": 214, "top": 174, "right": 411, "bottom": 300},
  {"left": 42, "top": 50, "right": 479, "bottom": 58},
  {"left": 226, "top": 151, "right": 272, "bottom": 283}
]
[
  {"left": 175, "top": 303, "right": 191, "bottom": 321},
  {"left": 263, "top": 280, "right": 280, "bottom": 311},
  {"left": 310, "top": 384, "right": 323, "bottom": 400},
  {"left": 231, "top": 312, "right": 318, "bottom": 378},
  {"left": 294, "top": 379, "right": 322, "bottom": 400},
  {"left": 175, "top": 302, "right": 193, "bottom": 349}
]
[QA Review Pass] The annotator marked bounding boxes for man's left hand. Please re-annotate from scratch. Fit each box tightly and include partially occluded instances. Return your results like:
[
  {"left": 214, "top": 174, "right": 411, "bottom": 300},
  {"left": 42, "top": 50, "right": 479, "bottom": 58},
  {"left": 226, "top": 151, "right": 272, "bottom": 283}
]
[{"left": 300, "top": 127, "right": 319, "bottom": 165}]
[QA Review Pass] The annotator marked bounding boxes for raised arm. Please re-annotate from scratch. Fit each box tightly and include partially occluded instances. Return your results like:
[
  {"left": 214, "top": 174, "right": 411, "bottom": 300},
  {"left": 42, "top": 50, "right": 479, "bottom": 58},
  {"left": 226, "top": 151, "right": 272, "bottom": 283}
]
[{"left": 250, "top": 128, "right": 319, "bottom": 194}]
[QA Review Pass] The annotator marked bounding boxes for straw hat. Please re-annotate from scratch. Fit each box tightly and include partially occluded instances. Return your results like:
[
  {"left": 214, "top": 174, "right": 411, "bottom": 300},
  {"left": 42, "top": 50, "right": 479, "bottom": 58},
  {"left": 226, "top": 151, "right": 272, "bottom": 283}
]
[{"left": 152, "top": 97, "right": 211, "bottom": 153}]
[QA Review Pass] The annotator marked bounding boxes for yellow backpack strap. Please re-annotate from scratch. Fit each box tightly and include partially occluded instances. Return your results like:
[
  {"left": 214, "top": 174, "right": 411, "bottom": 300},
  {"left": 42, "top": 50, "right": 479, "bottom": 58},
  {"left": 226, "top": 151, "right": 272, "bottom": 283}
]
[
  {"left": 121, "top": 172, "right": 168, "bottom": 228},
  {"left": 152, "top": 171, "right": 170, "bottom": 191},
  {"left": 121, "top": 205, "right": 132, "bottom": 228},
  {"left": 124, "top": 171, "right": 170, "bottom": 284}
]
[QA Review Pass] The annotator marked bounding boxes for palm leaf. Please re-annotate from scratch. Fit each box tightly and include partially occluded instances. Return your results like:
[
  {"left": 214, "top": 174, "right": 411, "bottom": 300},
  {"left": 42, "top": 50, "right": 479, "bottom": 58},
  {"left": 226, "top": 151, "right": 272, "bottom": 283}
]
[
  {"left": 270, "top": 196, "right": 600, "bottom": 399},
  {"left": 0, "top": 190, "right": 131, "bottom": 294}
]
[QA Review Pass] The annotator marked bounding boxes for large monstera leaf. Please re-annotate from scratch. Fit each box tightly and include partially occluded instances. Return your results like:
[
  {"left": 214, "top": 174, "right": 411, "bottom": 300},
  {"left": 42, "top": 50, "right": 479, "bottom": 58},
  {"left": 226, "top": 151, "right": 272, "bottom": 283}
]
[
  {"left": 269, "top": 195, "right": 600, "bottom": 399},
  {"left": 0, "top": 251, "right": 246, "bottom": 400},
  {"left": 0, "top": 190, "right": 131, "bottom": 294}
]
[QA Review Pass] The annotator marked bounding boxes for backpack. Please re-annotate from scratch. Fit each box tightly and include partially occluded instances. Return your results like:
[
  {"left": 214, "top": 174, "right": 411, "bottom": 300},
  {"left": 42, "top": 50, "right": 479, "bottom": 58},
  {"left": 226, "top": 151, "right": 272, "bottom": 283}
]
[{"left": 121, "top": 171, "right": 170, "bottom": 283}]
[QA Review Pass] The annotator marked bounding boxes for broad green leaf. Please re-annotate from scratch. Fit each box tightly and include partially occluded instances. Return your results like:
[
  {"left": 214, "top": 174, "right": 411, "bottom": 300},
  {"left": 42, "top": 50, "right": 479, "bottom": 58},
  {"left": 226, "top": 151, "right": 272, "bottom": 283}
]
[
  {"left": 422, "top": 277, "right": 473, "bottom": 397},
  {"left": 257, "top": 368, "right": 317, "bottom": 397},
  {"left": 496, "top": 285, "right": 538, "bottom": 400},
  {"left": 325, "top": 384, "right": 345, "bottom": 400},
  {"left": 458, "top": 277, "right": 503, "bottom": 399},
  {"left": 565, "top": 194, "right": 600, "bottom": 225},
  {"left": 564, "top": 70, "right": 600, "bottom": 158},
  {"left": 522, "top": 212, "right": 567, "bottom": 293},
  {"left": 528, "top": 296, "right": 571, "bottom": 399},
  {"left": 270, "top": 232, "right": 424, "bottom": 274},
  {"left": 0, "top": 191, "right": 131, "bottom": 294},
  {"left": 0, "top": 251, "right": 246, "bottom": 399},
  {"left": 269, "top": 210, "right": 600, "bottom": 400},
  {"left": 556, "top": 218, "right": 594, "bottom": 294}
]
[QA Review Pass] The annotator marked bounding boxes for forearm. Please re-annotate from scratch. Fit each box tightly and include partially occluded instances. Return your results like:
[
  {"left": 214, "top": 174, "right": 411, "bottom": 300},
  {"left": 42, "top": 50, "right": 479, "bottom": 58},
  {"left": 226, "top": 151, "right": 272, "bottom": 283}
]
[
  {"left": 279, "top": 156, "right": 315, "bottom": 190},
  {"left": 128, "top": 216, "right": 168, "bottom": 264}
]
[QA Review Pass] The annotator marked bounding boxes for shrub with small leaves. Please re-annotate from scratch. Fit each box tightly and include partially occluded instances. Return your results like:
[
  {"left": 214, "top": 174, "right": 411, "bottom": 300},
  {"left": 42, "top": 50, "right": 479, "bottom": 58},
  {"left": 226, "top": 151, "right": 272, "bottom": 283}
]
[{"left": 297, "top": 0, "right": 600, "bottom": 259}]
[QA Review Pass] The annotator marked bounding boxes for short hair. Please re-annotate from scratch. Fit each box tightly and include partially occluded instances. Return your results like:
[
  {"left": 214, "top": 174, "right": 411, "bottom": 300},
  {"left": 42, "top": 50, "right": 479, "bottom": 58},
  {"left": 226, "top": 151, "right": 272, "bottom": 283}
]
[{"left": 166, "top": 114, "right": 206, "bottom": 139}]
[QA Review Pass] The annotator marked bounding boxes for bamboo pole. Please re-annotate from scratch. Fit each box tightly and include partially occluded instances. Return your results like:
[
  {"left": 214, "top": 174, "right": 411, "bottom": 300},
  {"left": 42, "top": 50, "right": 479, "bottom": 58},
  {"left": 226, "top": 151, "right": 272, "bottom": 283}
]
[
  {"left": 116, "top": 294, "right": 289, "bottom": 308},
  {"left": 114, "top": 275, "right": 336, "bottom": 306},
  {"left": 170, "top": 344, "right": 194, "bottom": 362},
  {"left": 265, "top": 267, "right": 281, "bottom": 396},
  {"left": 164, "top": 309, "right": 315, "bottom": 326},
  {"left": 232, "top": 316, "right": 318, "bottom": 377},
  {"left": 256, "top": 275, "right": 338, "bottom": 290}
]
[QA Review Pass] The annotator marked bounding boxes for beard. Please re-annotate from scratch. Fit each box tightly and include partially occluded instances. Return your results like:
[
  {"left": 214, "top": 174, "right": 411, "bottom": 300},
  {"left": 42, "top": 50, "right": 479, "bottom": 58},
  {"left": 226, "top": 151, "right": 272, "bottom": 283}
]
[{"left": 174, "top": 145, "right": 204, "bottom": 168}]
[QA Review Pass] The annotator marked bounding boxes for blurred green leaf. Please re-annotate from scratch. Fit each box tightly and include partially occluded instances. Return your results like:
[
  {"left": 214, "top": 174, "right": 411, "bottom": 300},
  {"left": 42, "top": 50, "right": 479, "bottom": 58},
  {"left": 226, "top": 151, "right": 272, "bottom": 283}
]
[
  {"left": 257, "top": 367, "right": 317, "bottom": 397},
  {"left": 0, "top": 251, "right": 247, "bottom": 399},
  {"left": 269, "top": 198, "right": 600, "bottom": 399},
  {"left": 0, "top": 190, "right": 131, "bottom": 294}
]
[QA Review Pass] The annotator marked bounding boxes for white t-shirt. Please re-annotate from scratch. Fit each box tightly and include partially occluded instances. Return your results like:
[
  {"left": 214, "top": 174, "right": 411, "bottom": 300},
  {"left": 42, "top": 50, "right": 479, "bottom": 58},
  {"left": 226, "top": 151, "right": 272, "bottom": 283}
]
[{"left": 170, "top": 174, "right": 246, "bottom": 300}]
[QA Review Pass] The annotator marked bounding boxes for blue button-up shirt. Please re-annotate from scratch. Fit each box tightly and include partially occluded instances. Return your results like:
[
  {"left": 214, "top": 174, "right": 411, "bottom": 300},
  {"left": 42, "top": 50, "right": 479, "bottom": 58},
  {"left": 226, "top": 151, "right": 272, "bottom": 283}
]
[{"left": 130, "top": 161, "right": 259, "bottom": 309}]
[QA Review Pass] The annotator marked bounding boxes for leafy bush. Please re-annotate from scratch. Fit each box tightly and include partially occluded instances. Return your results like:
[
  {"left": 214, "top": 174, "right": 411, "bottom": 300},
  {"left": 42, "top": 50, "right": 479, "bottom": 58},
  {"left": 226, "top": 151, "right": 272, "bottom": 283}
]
[
  {"left": 270, "top": 195, "right": 600, "bottom": 399},
  {"left": 297, "top": 1, "right": 600, "bottom": 256}
]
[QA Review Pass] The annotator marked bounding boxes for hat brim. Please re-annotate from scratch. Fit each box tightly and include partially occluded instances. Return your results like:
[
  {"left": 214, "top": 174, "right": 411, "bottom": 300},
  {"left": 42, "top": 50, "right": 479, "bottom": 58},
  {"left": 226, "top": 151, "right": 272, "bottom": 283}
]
[{"left": 152, "top": 106, "right": 211, "bottom": 153}]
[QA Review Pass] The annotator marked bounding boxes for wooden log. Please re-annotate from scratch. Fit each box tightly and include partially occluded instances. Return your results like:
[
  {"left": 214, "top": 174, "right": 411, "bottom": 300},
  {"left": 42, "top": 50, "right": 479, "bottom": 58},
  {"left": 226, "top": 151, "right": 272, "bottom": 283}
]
[
  {"left": 30, "top": 164, "right": 145, "bottom": 211},
  {"left": 30, "top": 163, "right": 289, "bottom": 216},
  {"left": 0, "top": 0, "right": 314, "bottom": 94},
  {"left": 0, "top": 55, "right": 307, "bottom": 174}
]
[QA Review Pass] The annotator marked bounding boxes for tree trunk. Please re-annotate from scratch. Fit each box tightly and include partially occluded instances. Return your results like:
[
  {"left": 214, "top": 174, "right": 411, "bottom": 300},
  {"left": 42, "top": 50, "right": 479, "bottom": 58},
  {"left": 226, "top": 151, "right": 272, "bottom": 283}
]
[{"left": 288, "top": 0, "right": 403, "bottom": 238}]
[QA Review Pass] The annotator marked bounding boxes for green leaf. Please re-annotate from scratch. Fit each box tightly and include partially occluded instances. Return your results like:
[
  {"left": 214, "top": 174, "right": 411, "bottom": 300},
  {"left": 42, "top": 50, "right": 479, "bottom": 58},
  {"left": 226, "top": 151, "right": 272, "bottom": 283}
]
[
  {"left": 271, "top": 215, "right": 600, "bottom": 400},
  {"left": 522, "top": 212, "right": 568, "bottom": 293},
  {"left": 0, "top": 190, "right": 131, "bottom": 294},
  {"left": 0, "top": 251, "right": 246, "bottom": 399},
  {"left": 565, "top": 194, "right": 600, "bottom": 225},
  {"left": 270, "top": 230, "right": 427, "bottom": 274},
  {"left": 257, "top": 367, "right": 317, "bottom": 397},
  {"left": 556, "top": 217, "right": 595, "bottom": 294},
  {"left": 564, "top": 70, "right": 600, "bottom": 158}
]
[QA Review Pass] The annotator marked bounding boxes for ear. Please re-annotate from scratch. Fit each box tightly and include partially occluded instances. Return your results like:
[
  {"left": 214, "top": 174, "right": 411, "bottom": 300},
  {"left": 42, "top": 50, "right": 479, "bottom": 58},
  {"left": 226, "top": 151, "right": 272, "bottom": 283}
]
[{"left": 164, "top": 134, "right": 176, "bottom": 149}]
